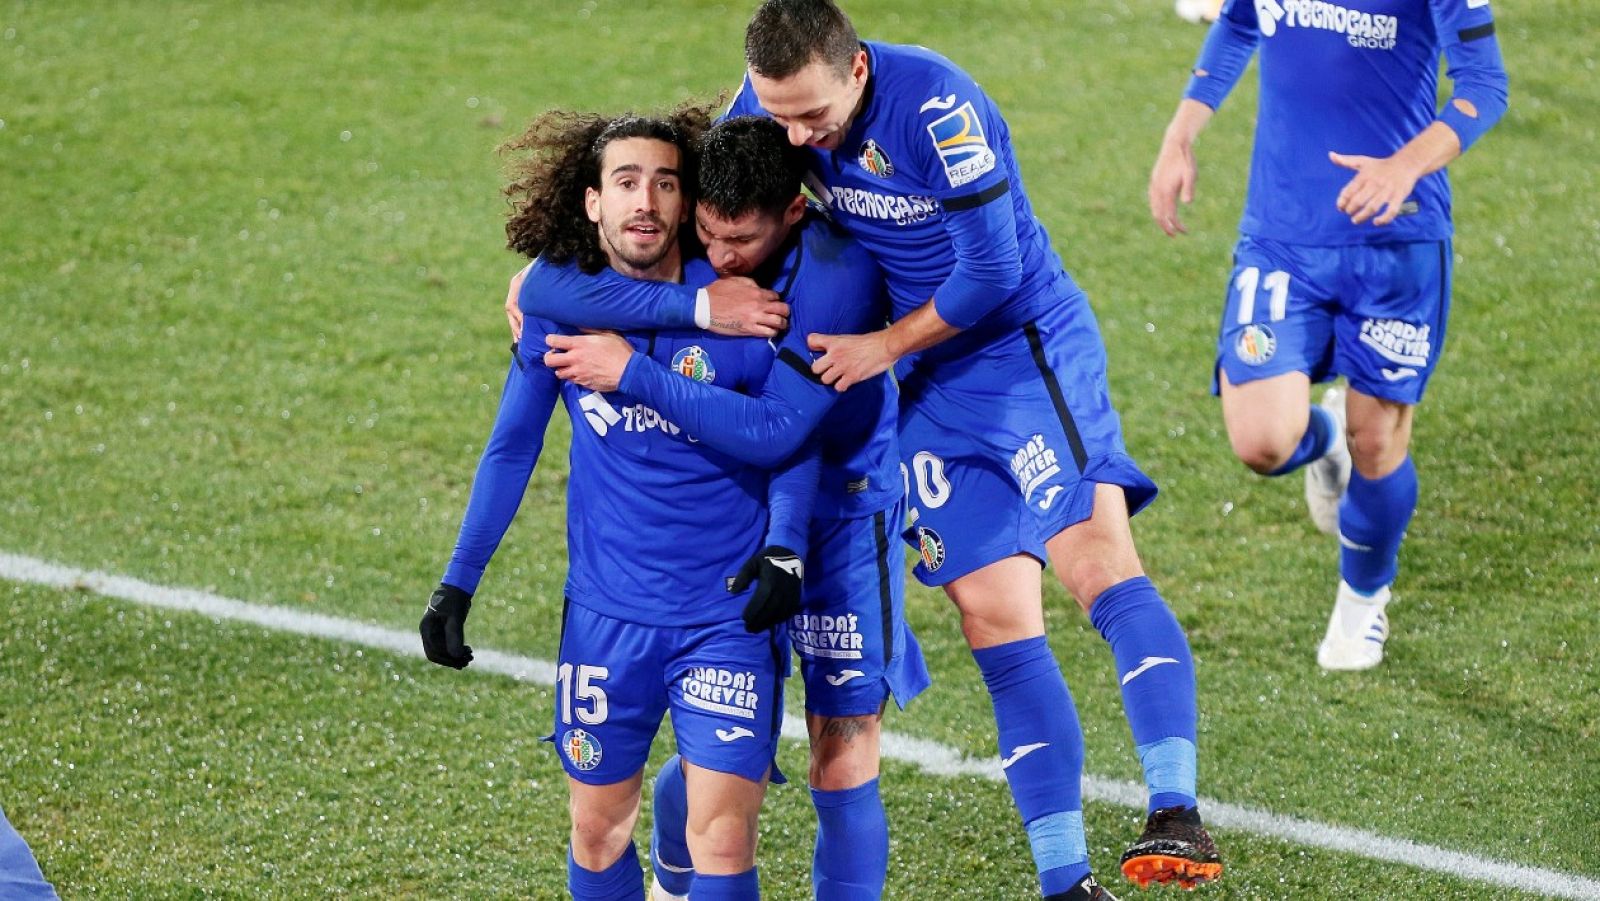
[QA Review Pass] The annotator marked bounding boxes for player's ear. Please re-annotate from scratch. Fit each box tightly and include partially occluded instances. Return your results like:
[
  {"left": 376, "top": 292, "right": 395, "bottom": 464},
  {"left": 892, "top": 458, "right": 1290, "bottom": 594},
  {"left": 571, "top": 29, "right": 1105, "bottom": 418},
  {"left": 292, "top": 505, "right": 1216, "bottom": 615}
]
[
  {"left": 584, "top": 186, "right": 601, "bottom": 224},
  {"left": 848, "top": 48, "right": 868, "bottom": 87},
  {"left": 782, "top": 193, "right": 806, "bottom": 227}
]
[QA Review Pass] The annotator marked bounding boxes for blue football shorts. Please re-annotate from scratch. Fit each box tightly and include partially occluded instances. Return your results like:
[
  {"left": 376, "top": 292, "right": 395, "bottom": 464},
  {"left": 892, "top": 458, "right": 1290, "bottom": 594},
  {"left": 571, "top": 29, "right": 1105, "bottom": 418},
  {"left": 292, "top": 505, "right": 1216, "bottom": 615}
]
[
  {"left": 897, "top": 294, "right": 1158, "bottom": 587},
  {"left": 546, "top": 599, "right": 786, "bottom": 786},
  {"left": 791, "top": 499, "right": 931, "bottom": 718},
  {"left": 1215, "top": 235, "right": 1453, "bottom": 405}
]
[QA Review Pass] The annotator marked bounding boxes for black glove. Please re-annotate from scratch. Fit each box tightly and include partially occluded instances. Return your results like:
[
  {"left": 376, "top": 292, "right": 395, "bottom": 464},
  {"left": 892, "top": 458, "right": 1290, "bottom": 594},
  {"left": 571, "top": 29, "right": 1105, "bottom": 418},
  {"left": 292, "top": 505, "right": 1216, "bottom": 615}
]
[
  {"left": 727, "top": 545, "right": 804, "bottom": 633},
  {"left": 420, "top": 583, "right": 474, "bottom": 669}
]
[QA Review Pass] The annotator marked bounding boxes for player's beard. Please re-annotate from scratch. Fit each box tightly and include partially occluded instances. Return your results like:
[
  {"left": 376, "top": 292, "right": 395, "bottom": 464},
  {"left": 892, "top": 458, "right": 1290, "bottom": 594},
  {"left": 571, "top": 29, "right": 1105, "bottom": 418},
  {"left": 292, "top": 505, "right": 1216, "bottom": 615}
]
[{"left": 598, "top": 213, "right": 677, "bottom": 275}]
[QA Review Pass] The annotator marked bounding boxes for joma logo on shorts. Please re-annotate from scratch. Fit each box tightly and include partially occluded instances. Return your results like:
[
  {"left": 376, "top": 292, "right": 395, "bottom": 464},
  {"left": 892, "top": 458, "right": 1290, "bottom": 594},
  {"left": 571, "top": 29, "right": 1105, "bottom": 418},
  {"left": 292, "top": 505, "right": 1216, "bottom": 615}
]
[
  {"left": 1359, "top": 319, "right": 1431, "bottom": 367},
  {"left": 1011, "top": 434, "right": 1064, "bottom": 510}
]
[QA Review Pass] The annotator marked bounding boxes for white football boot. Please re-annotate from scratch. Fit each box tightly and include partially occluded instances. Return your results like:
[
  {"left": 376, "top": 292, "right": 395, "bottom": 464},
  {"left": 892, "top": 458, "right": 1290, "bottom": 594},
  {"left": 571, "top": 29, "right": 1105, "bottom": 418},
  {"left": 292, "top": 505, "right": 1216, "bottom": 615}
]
[
  {"left": 1305, "top": 386, "right": 1352, "bottom": 536},
  {"left": 1317, "top": 581, "right": 1392, "bottom": 671},
  {"left": 649, "top": 876, "right": 688, "bottom": 901}
]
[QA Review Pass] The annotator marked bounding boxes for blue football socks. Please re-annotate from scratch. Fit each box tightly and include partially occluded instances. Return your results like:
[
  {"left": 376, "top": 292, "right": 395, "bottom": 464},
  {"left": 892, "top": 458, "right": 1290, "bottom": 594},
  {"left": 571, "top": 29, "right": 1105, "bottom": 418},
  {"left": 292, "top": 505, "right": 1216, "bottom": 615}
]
[
  {"left": 811, "top": 778, "right": 889, "bottom": 900},
  {"left": 1340, "top": 455, "right": 1418, "bottom": 592},
  {"left": 1090, "top": 575, "right": 1199, "bottom": 812},
  {"left": 691, "top": 868, "right": 761, "bottom": 899},
  {"left": 1269, "top": 402, "right": 1337, "bottom": 475},
  {"left": 567, "top": 841, "right": 644, "bottom": 901},
  {"left": 649, "top": 755, "right": 694, "bottom": 896},
  {"left": 973, "top": 636, "right": 1092, "bottom": 895}
]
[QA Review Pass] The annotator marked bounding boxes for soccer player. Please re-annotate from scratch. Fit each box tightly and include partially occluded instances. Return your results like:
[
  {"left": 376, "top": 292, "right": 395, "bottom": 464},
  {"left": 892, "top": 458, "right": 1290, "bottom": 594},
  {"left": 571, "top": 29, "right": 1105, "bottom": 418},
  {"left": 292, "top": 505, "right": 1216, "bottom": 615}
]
[
  {"left": 420, "top": 108, "right": 804, "bottom": 900},
  {"left": 735, "top": 1, "right": 1227, "bottom": 895},
  {"left": 1148, "top": 0, "right": 1508, "bottom": 670},
  {"left": 523, "top": 115, "right": 930, "bottom": 901}
]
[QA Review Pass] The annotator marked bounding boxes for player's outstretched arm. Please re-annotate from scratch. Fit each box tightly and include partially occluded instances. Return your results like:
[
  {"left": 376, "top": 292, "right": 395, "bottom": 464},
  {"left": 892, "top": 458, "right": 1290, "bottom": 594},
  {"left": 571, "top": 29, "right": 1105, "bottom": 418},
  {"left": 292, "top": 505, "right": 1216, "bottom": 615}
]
[
  {"left": 424, "top": 342, "right": 561, "bottom": 669},
  {"left": 516, "top": 257, "right": 789, "bottom": 338}
]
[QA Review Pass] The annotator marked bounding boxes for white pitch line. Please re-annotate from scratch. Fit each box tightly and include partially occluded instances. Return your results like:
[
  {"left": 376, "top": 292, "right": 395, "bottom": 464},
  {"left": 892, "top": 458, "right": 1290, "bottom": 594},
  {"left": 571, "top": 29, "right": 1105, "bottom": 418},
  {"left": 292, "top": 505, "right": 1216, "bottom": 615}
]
[{"left": 3, "top": 551, "right": 1596, "bottom": 899}]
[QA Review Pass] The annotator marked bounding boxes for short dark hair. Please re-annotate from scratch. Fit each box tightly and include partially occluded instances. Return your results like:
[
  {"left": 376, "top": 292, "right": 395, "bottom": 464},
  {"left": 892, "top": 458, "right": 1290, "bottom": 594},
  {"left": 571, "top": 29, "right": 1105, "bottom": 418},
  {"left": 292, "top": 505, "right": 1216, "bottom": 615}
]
[
  {"left": 696, "top": 117, "right": 808, "bottom": 221},
  {"left": 745, "top": 0, "right": 860, "bottom": 80},
  {"left": 500, "top": 105, "right": 713, "bottom": 273}
]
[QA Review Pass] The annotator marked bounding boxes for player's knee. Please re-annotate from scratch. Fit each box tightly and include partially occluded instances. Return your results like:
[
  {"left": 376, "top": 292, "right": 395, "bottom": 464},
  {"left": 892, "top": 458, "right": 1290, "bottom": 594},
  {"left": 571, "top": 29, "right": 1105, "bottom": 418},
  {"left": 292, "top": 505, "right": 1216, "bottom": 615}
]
[
  {"left": 567, "top": 808, "right": 634, "bottom": 869},
  {"left": 1228, "top": 429, "right": 1296, "bottom": 475},
  {"left": 685, "top": 809, "right": 759, "bottom": 873},
  {"left": 809, "top": 717, "right": 881, "bottom": 790},
  {"left": 1057, "top": 549, "right": 1143, "bottom": 611},
  {"left": 1347, "top": 423, "right": 1408, "bottom": 477},
  {"left": 810, "top": 757, "right": 880, "bottom": 791}
]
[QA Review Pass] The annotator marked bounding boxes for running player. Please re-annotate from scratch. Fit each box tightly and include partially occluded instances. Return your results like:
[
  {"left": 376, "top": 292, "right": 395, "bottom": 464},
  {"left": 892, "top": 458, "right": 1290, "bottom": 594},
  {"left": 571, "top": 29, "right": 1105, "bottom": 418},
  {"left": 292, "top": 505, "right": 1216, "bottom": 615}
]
[
  {"left": 1148, "top": 0, "right": 1508, "bottom": 670},
  {"left": 523, "top": 115, "right": 930, "bottom": 901},
  {"left": 421, "top": 109, "right": 802, "bottom": 900}
]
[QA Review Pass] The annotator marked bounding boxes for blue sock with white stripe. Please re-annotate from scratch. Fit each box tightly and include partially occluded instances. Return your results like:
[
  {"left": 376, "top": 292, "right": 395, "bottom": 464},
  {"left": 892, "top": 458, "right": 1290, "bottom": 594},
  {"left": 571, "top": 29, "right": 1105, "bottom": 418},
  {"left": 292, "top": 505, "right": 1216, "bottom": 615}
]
[
  {"left": 1340, "top": 455, "right": 1418, "bottom": 592},
  {"left": 973, "top": 636, "right": 1090, "bottom": 895},
  {"left": 1089, "top": 575, "right": 1198, "bottom": 812},
  {"left": 812, "top": 779, "right": 889, "bottom": 900},
  {"left": 649, "top": 755, "right": 694, "bottom": 896},
  {"left": 691, "top": 867, "right": 761, "bottom": 899},
  {"left": 567, "top": 841, "right": 644, "bottom": 901},
  {"left": 1268, "top": 403, "right": 1337, "bottom": 475}
]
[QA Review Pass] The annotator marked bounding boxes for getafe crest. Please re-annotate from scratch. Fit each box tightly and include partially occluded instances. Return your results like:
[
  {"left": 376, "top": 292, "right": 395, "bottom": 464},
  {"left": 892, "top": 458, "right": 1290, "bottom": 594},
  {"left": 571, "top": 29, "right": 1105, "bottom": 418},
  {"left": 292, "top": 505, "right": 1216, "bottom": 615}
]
[
  {"left": 858, "top": 138, "right": 894, "bottom": 178},
  {"left": 1235, "top": 324, "right": 1277, "bottom": 366},
  {"left": 561, "top": 728, "right": 602, "bottom": 771},
  {"left": 671, "top": 345, "right": 717, "bottom": 383},
  {"left": 916, "top": 526, "right": 946, "bottom": 572}
]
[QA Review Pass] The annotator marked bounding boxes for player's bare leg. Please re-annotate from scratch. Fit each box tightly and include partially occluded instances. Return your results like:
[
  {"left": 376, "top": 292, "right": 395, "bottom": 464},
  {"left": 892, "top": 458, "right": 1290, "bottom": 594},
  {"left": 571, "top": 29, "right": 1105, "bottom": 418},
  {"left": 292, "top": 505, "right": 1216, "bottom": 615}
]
[
  {"left": 1043, "top": 484, "right": 1145, "bottom": 611},
  {"left": 946, "top": 556, "right": 1046, "bottom": 650},
  {"left": 807, "top": 709, "right": 882, "bottom": 790},
  {"left": 1046, "top": 485, "right": 1221, "bottom": 889},
  {"left": 682, "top": 761, "right": 767, "bottom": 896},
  {"left": 806, "top": 709, "right": 887, "bottom": 899},
  {"left": 1346, "top": 390, "right": 1413, "bottom": 478},
  {"left": 1318, "top": 389, "right": 1417, "bottom": 670},
  {"left": 1221, "top": 370, "right": 1352, "bottom": 535},
  {"left": 566, "top": 771, "right": 647, "bottom": 897},
  {"left": 1219, "top": 370, "right": 1314, "bottom": 474}
]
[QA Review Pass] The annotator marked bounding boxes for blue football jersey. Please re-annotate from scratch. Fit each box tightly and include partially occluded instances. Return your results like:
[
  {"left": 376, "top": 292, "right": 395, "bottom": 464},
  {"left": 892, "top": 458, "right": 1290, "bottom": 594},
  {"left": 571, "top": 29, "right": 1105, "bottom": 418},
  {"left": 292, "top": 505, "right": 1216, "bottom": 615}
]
[
  {"left": 1186, "top": 0, "right": 1507, "bottom": 245},
  {"left": 445, "top": 260, "right": 780, "bottom": 626},
  {"left": 519, "top": 211, "right": 901, "bottom": 522},
  {"left": 727, "top": 41, "right": 1084, "bottom": 365}
]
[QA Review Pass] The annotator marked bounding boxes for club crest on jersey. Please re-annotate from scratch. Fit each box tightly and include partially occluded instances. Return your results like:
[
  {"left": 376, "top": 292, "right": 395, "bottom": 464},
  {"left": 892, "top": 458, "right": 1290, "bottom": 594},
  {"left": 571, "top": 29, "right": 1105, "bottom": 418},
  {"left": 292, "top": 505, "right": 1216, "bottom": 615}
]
[
  {"left": 916, "top": 526, "right": 946, "bottom": 572},
  {"left": 926, "top": 101, "right": 996, "bottom": 188},
  {"left": 561, "top": 728, "right": 602, "bottom": 771},
  {"left": 671, "top": 345, "right": 716, "bottom": 383},
  {"left": 858, "top": 138, "right": 894, "bottom": 178},
  {"left": 1236, "top": 324, "right": 1277, "bottom": 365}
]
